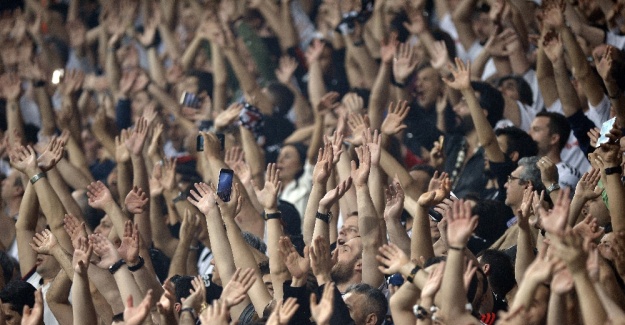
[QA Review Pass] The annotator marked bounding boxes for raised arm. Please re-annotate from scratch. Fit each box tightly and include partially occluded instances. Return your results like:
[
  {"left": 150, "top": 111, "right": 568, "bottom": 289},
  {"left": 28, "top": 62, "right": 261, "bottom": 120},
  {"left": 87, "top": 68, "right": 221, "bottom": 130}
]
[
  {"left": 594, "top": 129, "right": 625, "bottom": 232},
  {"left": 383, "top": 179, "right": 411, "bottom": 255},
  {"left": 352, "top": 145, "right": 385, "bottom": 287},
  {"left": 303, "top": 144, "right": 333, "bottom": 245},
  {"left": 542, "top": 31, "right": 583, "bottom": 118},
  {"left": 15, "top": 182, "right": 38, "bottom": 277},
  {"left": 72, "top": 237, "right": 98, "bottom": 325}
]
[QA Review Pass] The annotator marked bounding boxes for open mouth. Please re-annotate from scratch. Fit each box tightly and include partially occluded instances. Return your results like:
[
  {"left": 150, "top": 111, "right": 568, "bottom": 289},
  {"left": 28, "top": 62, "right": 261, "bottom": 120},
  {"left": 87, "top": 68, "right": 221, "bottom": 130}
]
[{"left": 337, "top": 238, "right": 346, "bottom": 245}]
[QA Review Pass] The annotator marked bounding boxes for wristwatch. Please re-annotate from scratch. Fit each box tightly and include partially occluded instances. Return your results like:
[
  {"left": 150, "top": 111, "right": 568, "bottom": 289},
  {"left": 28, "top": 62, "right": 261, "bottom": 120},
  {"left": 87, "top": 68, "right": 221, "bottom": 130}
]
[
  {"left": 605, "top": 166, "right": 623, "bottom": 175},
  {"left": 109, "top": 259, "right": 126, "bottom": 274},
  {"left": 547, "top": 183, "right": 560, "bottom": 194},
  {"left": 316, "top": 211, "right": 332, "bottom": 223}
]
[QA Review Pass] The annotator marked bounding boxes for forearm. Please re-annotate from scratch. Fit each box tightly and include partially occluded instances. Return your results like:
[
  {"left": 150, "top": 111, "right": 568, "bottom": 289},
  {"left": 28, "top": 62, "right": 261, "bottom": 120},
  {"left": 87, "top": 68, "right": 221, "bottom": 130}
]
[
  {"left": 239, "top": 126, "right": 265, "bottom": 182},
  {"left": 368, "top": 63, "right": 392, "bottom": 130},
  {"left": 157, "top": 24, "right": 181, "bottom": 62},
  {"left": 131, "top": 154, "right": 153, "bottom": 245},
  {"left": 552, "top": 59, "right": 582, "bottom": 117},
  {"left": 101, "top": 201, "right": 131, "bottom": 245},
  {"left": 16, "top": 183, "right": 38, "bottom": 275},
  {"left": 30, "top": 172, "right": 73, "bottom": 252},
  {"left": 211, "top": 42, "right": 227, "bottom": 114},
  {"left": 357, "top": 185, "right": 384, "bottom": 286},
  {"left": 146, "top": 84, "right": 196, "bottom": 130},
  {"left": 307, "top": 62, "right": 326, "bottom": 109},
  {"left": 572, "top": 271, "right": 607, "bottom": 324},
  {"left": 304, "top": 183, "right": 326, "bottom": 245},
  {"left": 369, "top": 166, "right": 385, "bottom": 218},
  {"left": 280, "top": 0, "right": 298, "bottom": 51},
  {"left": 440, "top": 249, "right": 469, "bottom": 316},
  {"left": 508, "top": 46, "right": 531, "bottom": 76},
  {"left": 181, "top": 36, "right": 205, "bottom": 71},
  {"left": 536, "top": 49, "right": 559, "bottom": 108},
  {"left": 606, "top": 174, "right": 625, "bottom": 232},
  {"left": 515, "top": 224, "right": 535, "bottom": 284},
  {"left": 33, "top": 86, "right": 57, "bottom": 136},
  {"left": 389, "top": 283, "right": 419, "bottom": 325},
  {"left": 113, "top": 265, "right": 144, "bottom": 308},
  {"left": 149, "top": 195, "right": 177, "bottom": 257},
  {"left": 568, "top": 195, "right": 586, "bottom": 227},
  {"left": 267, "top": 213, "right": 288, "bottom": 301},
  {"left": 46, "top": 271, "right": 74, "bottom": 325},
  {"left": 547, "top": 292, "right": 567, "bottom": 325},
  {"left": 73, "top": 273, "right": 98, "bottom": 325},
  {"left": 410, "top": 206, "right": 435, "bottom": 262},
  {"left": 386, "top": 218, "right": 411, "bottom": 256},
  {"left": 462, "top": 89, "right": 505, "bottom": 162},
  {"left": 147, "top": 48, "right": 167, "bottom": 88},
  {"left": 6, "top": 100, "right": 24, "bottom": 144},
  {"left": 307, "top": 116, "right": 325, "bottom": 165},
  {"left": 223, "top": 49, "right": 273, "bottom": 115},
  {"left": 168, "top": 235, "right": 192, "bottom": 277},
  {"left": 117, "top": 160, "right": 132, "bottom": 205},
  {"left": 345, "top": 43, "right": 378, "bottom": 87},
  {"left": 380, "top": 149, "right": 419, "bottom": 198},
  {"left": 337, "top": 151, "right": 358, "bottom": 216},
  {"left": 48, "top": 168, "right": 84, "bottom": 220}
]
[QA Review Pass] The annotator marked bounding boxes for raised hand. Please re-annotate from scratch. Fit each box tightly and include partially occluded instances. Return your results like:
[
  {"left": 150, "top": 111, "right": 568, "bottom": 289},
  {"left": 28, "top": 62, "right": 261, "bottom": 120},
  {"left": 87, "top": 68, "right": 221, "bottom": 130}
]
[
  {"left": 138, "top": 10, "right": 159, "bottom": 47},
  {"left": 149, "top": 164, "right": 164, "bottom": 197},
  {"left": 216, "top": 183, "right": 243, "bottom": 220},
  {"left": 542, "top": 0, "right": 566, "bottom": 30},
  {"left": 72, "top": 237, "right": 93, "bottom": 275},
  {"left": 252, "top": 163, "right": 282, "bottom": 212},
  {"left": 418, "top": 177, "right": 451, "bottom": 208},
  {"left": 160, "top": 158, "right": 177, "bottom": 191},
  {"left": 0, "top": 72, "right": 22, "bottom": 101},
  {"left": 542, "top": 30, "right": 564, "bottom": 64},
  {"left": 552, "top": 229, "right": 588, "bottom": 274},
  {"left": 61, "top": 69, "right": 85, "bottom": 97},
  {"left": 157, "top": 278, "right": 176, "bottom": 315},
  {"left": 429, "top": 135, "right": 445, "bottom": 169},
  {"left": 117, "top": 221, "right": 140, "bottom": 265},
  {"left": 442, "top": 58, "right": 472, "bottom": 91},
  {"left": 342, "top": 93, "right": 365, "bottom": 114},
  {"left": 594, "top": 126, "right": 623, "bottom": 167},
  {"left": 232, "top": 161, "right": 253, "bottom": 186},
  {"left": 446, "top": 200, "right": 479, "bottom": 248},
  {"left": 421, "top": 261, "right": 445, "bottom": 298},
  {"left": 551, "top": 269, "right": 574, "bottom": 294},
  {"left": 318, "top": 177, "right": 353, "bottom": 213},
  {"left": 575, "top": 168, "right": 602, "bottom": 201},
  {"left": 180, "top": 210, "right": 200, "bottom": 243},
  {"left": 124, "top": 117, "right": 149, "bottom": 156},
  {"left": 220, "top": 268, "right": 256, "bottom": 307},
  {"left": 64, "top": 214, "right": 88, "bottom": 249},
  {"left": 198, "top": 132, "right": 223, "bottom": 158},
  {"left": 90, "top": 233, "right": 122, "bottom": 269},
  {"left": 309, "top": 236, "right": 332, "bottom": 282},
  {"left": 376, "top": 243, "right": 410, "bottom": 275},
  {"left": 517, "top": 185, "right": 534, "bottom": 226},
  {"left": 363, "top": 129, "right": 382, "bottom": 166},
  {"left": 115, "top": 130, "right": 131, "bottom": 163},
  {"left": 21, "top": 289, "right": 44, "bottom": 325},
  {"left": 147, "top": 122, "right": 164, "bottom": 160},
  {"left": 393, "top": 43, "right": 419, "bottom": 84},
  {"left": 430, "top": 40, "right": 450, "bottom": 70},
  {"left": 596, "top": 46, "right": 616, "bottom": 82},
  {"left": 29, "top": 229, "right": 58, "bottom": 255},
  {"left": 428, "top": 171, "right": 448, "bottom": 191},
  {"left": 384, "top": 178, "right": 405, "bottom": 222},
  {"left": 224, "top": 146, "right": 244, "bottom": 170},
  {"left": 125, "top": 186, "right": 149, "bottom": 214},
  {"left": 37, "top": 136, "right": 64, "bottom": 172},
  {"left": 347, "top": 113, "right": 370, "bottom": 145},
  {"left": 267, "top": 297, "right": 299, "bottom": 325},
  {"left": 124, "top": 290, "right": 153, "bottom": 325},
  {"left": 214, "top": 102, "right": 243, "bottom": 131},
  {"left": 181, "top": 276, "right": 207, "bottom": 311},
  {"left": 538, "top": 187, "right": 571, "bottom": 235},
  {"left": 380, "top": 101, "right": 410, "bottom": 136},
  {"left": 306, "top": 39, "right": 325, "bottom": 65},
  {"left": 200, "top": 300, "right": 229, "bottom": 325},
  {"left": 87, "top": 181, "right": 115, "bottom": 210},
  {"left": 324, "top": 131, "right": 344, "bottom": 165},
  {"left": 317, "top": 92, "right": 340, "bottom": 116},
  {"left": 312, "top": 143, "right": 334, "bottom": 185},
  {"left": 310, "top": 282, "right": 335, "bottom": 325},
  {"left": 278, "top": 237, "right": 310, "bottom": 280},
  {"left": 350, "top": 145, "right": 371, "bottom": 188},
  {"left": 523, "top": 244, "right": 557, "bottom": 284},
  {"left": 537, "top": 156, "right": 559, "bottom": 189},
  {"left": 188, "top": 182, "right": 217, "bottom": 215},
  {"left": 275, "top": 56, "right": 299, "bottom": 84},
  {"left": 572, "top": 214, "right": 604, "bottom": 242},
  {"left": 380, "top": 34, "right": 399, "bottom": 64},
  {"left": 9, "top": 145, "right": 38, "bottom": 175}
]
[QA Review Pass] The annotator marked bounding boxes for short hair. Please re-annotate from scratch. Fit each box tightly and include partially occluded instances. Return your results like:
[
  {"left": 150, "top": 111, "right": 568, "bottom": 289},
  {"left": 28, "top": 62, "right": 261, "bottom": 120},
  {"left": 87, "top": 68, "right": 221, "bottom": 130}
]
[
  {"left": 517, "top": 156, "right": 547, "bottom": 194},
  {"left": 471, "top": 81, "right": 505, "bottom": 128},
  {"left": 497, "top": 75, "right": 534, "bottom": 106},
  {"left": 495, "top": 126, "right": 538, "bottom": 160},
  {"left": 0, "top": 281, "right": 36, "bottom": 316},
  {"left": 186, "top": 70, "right": 214, "bottom": 97},
  {"left": 266, "top": 82, "right": 295, "bottom": 117},
  {"left": 171, "top": 275, "right": 195, "bottom": 303},
  {"left": 535, "top": 111, "right": 571, "bottom": 151},
  {"left": 258, "top": 260, "right": 270, "bottom": 276},
  {"left": 477, "top": 249, "right": 516, "bottom": 296},
  {"left": 0, "top": 251, "right": 16, "bottom": 284},
  {"left": 242, "top": 232, "right": 267, "bottom": 254},
  {"left": 345, "top": 283, "right": 388, "bottom": 325}
]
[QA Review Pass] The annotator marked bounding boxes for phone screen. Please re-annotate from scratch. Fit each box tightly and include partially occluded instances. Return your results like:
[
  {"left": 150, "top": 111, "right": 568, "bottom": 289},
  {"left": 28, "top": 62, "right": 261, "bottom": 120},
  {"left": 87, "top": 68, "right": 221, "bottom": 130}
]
[
  {"left": 51, "top": 69, "right": 64, "bottom": 85},
  {"left": 217, "top": 169, "right": 234, "bottom": 202},
  {"left": 196, "top": 134, "right": 204, "bottom": 151},
  {"left": 180, "top": 92, "right": 200, "bottom": 108},
  {"left": 597, "top": 117, "right": 617, "bottom": 147}
]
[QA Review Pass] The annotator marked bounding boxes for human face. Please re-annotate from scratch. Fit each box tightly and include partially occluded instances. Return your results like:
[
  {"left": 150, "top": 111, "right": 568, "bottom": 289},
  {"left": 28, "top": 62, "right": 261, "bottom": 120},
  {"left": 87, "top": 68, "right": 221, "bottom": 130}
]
[
  {"left": 529, "top": 117, "right": 553, "bottom": 155},
  {"left": 343, "top": 292, "right": 368, "bottom": 325},
  {"left": 1, "top": 171, "right": 22, "bottom": 201},
  {"left": 337, "top": 216, "right": 359, "bottom": 245},
  {"left": 415, "top": 67, "right": 443, "bottom": 109},
  {"left": 331, "top": 238, "right": 362, "bottom": 284},
  {"left": 504, "top": 166, "right": 527, "bottom": 211},
  {"left": 525, "top": 285, "right": 549, "bottom": 325},
  {"left": 1, "top": 303, "right": 20, "bottom": 325},
  {"left": 277, "top": 146, "right": 303, "bottom": 183},
  {"left": 36, "top": 253, "right": 60, "bottom": 279},
  {"left": 582, "top": 196, "right": 610, "bottom": 226},
  {"left": 598, "top": 233, "right": 615, "bottom": 260},
  {"left": 472, "top": 12, "right": 493, "bottom": 44},
  {"left": 94, "top": 215, "right": 113, "bottom": 238},
  {"left": 498, "top": 79, "right": 520, "bottom": 102}
]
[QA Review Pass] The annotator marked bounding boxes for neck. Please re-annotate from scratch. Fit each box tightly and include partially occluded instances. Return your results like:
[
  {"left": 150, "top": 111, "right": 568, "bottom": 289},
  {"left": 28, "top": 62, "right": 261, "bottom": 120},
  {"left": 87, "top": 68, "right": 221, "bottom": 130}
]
[
  {"left": 545, "top": 150, "right": 561, "bottom": 164},
  {"left": 466, "top": 130, "right": 479, "bottom": 151},
  {"left": 336, "top": 275, "right": 362, "bottom": 293},
  {"left": 5, "top": 198, "right": 21, "bottom": 218}
]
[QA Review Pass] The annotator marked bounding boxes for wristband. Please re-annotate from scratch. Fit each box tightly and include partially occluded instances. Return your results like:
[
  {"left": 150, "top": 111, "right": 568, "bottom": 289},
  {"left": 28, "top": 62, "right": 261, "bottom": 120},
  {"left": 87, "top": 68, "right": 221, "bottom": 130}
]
[
  {"left": 605, "top": 165, "right": 623, "bottom": 175},
  {"left": 448, "top": 245, "right": 464, "bottom": 251},
  {"left": 406, "top": 264, "right": 421, "bottom": 283},
  {"left": 413, "top": 304, "right": 429, "bottom": 320},
  {"left": 180, "top": 307, "right": 197, "bottom": 320},
  {"left": 391, "top": 78, "right": 407, "bottom": 88},
  {"left": 172, "top": 192, "right": 187, "bottom": 204},
  {"left": 353, "top": 39, "right": 365, "bottom": 47},
  {"left": 127, "top": 256, "right": 145, "bottom": 272},
  {"left": 33, "top": 80, "right": 46, "bottom": 87},
  {"left": 316, "top": 211, "right": 332, "bottom": 223},
  {"left": 29, "top": 172, "right": 46, "bottom": 184},
  {"left": 109, "top": 259, "right": 126, "bottom": 274},
  {"left": 265, "top": 212, "right": 282, "bottom": 220}
]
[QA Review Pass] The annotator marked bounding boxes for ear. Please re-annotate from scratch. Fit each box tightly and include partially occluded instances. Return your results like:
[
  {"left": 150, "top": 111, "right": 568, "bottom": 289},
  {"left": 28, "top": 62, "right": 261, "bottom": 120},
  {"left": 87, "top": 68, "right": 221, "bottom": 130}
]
[
  {"left": 549, "top": 133, "right": 560, "bottom": 147},
  {"left": 174, "top": 302, "right": 181, "bottom": 314},
  {"left": 354, "top": 259, "right": 363, "bottom": 272},
  {"left": 482, "top": 263, "right": 491, "bottom": 276},
  {"left": 366, "top": 313, "right": 378, "bottom": 325},
  {"left": 509, "top": 151, "right": 519, "bottom": 162}
]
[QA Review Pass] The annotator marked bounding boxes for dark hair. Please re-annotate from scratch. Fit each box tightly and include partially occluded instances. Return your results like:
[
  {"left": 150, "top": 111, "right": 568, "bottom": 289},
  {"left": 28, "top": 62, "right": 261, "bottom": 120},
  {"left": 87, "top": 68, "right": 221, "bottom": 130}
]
[
  {"left": 345, "top": 283, "right": 388, "bottom": 325},
  {"left": 258, "top": 260, "right": 270, "bottom": 276},
  {"left": 0, "top": 251, "right": 16, "bottom": 284},
  {"left": 497, "top": 75, "right": 534, "bottom": 106},
  {"left": 495, "top": 126, "right": 538, "bottom": 160},
  {"left": 0, "top": 281, "right": 36, "bottom": 316},
  {"left": 186, "top": 70, "right": 214, "bottom": 97},
  {"left": 149, "top": 248, "right": 171, "bottom": 283},
  {"left": 470, "top": 200, "right": 511, "bottom": 253},
  {"left": 389, "top": 10, "right": 410, "bottom": 42},
  {"left": 471, "top": 81, "right": 505, "bottom": 128},
  {"left": 171, "top": 275, "right": 194, "bottom": 303},
  {"left": 431, "top": 29, "right": 457, "bottom": 61},
  {"left": 242, "top": 232, "right": 267, "bottom": 254},
  {"left": 535, "top": 111, "right": 571, "bottom": 151},
  {"left": 266, "top": 82, "right": 295, "bottom": 117},
  {"left": 477, "top": 249, "right": 516, "bottom": 296},
  {"left": 281, "top": 143, "right": 307, "bottom": 183}
]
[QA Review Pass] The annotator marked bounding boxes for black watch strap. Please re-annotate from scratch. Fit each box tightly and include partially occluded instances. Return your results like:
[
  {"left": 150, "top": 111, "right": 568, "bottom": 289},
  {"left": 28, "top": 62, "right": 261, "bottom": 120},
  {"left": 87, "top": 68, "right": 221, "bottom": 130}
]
[
  {"left": 605, "top": 166, "right": 623, "bottom": 175},
  {"left": 316, "top": 211, "right": 331, "bottom": 223},
  {"left": 109, "top": 259, "right": 126, "bottom": 274},
  {"left": 127, "top": 256, "right": 145, "bottom": 272},
  {"left": 265, "top": 212, "right": 282, "bottom": 220}
]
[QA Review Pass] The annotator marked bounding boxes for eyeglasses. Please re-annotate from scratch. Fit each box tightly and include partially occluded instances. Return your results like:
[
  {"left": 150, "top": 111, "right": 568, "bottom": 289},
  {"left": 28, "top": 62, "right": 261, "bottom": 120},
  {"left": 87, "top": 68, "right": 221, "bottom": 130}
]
[{"left": 507, "top": 175, "right": 523, "bottom": 183}]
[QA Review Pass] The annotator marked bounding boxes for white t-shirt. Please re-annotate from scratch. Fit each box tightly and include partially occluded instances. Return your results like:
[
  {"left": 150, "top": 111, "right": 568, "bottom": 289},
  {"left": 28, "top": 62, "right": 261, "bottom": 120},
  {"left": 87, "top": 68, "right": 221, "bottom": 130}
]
[
  {"left": 26, "top": 274, "right": 64, "bottom": 325},
  {"left": 522, "top": 69, "right": 545, "bottom": 116},
  {"left": 557, "top": 161, "right": 582, "bottom": 190},
  {"left": 586, "top": 95, "right": 611, "bottom": 128},
  {"left": 279, "top": 162, "right": 313, "bottom": 220}
]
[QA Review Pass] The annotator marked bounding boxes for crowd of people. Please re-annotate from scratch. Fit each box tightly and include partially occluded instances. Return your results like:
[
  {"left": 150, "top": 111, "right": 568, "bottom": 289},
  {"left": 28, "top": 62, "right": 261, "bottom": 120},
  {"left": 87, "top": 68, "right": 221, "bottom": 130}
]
[{"left": 0, "top": 0, "right": 625, "bottom": 324}]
